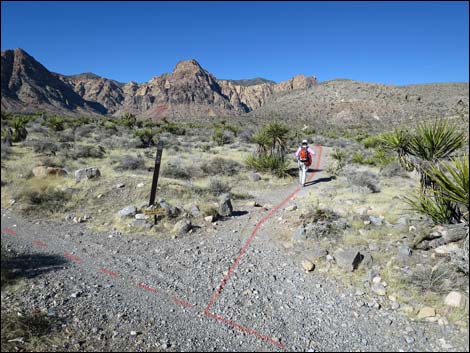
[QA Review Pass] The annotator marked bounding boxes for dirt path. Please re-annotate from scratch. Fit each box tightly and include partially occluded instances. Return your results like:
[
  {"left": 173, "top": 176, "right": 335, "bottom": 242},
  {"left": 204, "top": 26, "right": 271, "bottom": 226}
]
[{"left": 1, "top": 146, "right": 468, "bottom": 351}]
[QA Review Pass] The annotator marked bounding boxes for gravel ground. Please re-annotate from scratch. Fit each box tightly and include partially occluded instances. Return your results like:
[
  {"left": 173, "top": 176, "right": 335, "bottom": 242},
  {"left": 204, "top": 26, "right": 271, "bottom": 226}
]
[{"left": 1, "top": 149, "right": 469, "bottom": 352}]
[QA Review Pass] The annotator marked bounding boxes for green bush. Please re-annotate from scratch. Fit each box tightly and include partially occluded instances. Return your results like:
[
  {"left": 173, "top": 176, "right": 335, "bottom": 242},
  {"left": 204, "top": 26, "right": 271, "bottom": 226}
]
[{"left": 245, "top": 154, "right": 288, "bottom": 177}]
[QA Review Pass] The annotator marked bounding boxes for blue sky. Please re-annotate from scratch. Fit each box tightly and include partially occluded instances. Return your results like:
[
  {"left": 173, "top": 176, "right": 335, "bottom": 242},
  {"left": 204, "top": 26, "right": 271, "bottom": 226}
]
[{"left": 1, "top": 1, "right": 468, "bottom": 85}]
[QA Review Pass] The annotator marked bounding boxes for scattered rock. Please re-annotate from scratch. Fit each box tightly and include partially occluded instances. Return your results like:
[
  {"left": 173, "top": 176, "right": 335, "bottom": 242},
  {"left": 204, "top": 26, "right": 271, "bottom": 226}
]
[
  {"left": 434, "top": 243, "right": 460, "bottom": 255},
  {"left": 218, "top": 193, "right": 233, "bottom": 217},
  {"left": 74, "top": 167, "right": 100, "bottom": 181},
  {"left": 118, "top": 205, "right": 137, "bottom": 218},
  {"left": 135, "top": 213, "right": 149, "bottom": 220},
  {"left": 371, "top": 283, "right": 387, "bottom": 296},
  {"left": 444, "top": 291, "right": 463, "bottom": 307},
  {"left": 302, "top": 260, "right": 315, "bottom": 272},
  {"left": 417, "top": 306, "right": 436, "bottom": 319},
  {"left": 263, "top": 203, "right": 274, "bottom": 210},
  {"left": 398, "top": 244, "right": 412, "bottom": 257},
  {"left": 369, "top": 215, "right": 384, "bottom": 226},
  {"left": 137, "top": 182, "right": 145, "bottom": 188},
  {"left": 250, "top": 173, "right": 261, "bottom": 182},
  {"left": 173, "top": 219, "right": 192, "bottom": 234},
  {"left": 204, "top": 215, "right": 217, "bottom": 223},
  {"left": 372, "top": 276, "right": 382, "bottom": 284},
  {"left": 116, "top": 183, "right": 125, "bottom": 188},
  {"left": 293, "top": 226, "right": 307, "bottom": 242},
  {"left": 189, "top": 204, "right": 201, "bottom": 217},
  {"left": 333, "top": 248, "right": 363, "bottom": 272},
  {"left": 401, "top": 305, "right": 415, "bottom": 314},
  {"left": 286, "top": 205, "right": 297, "bottom": 211},
  {"left": 357, "top": 206, "right": 371, "bottom": 215}
]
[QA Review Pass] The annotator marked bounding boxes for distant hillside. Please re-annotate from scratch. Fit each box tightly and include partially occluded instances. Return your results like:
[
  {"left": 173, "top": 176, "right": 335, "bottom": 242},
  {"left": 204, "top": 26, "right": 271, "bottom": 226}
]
[{"left": 249, "top": 79, "right": 469, "bottom": 132}]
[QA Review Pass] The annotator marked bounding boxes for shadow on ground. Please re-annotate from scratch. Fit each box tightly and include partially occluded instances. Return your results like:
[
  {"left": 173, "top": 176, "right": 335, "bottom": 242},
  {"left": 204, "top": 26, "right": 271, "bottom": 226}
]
[
  {"left": 286, "top": 168, "right": 323, "bottom": 178},
  {"left": 1, "top": 251, "right": 69, "bottom": 287}
]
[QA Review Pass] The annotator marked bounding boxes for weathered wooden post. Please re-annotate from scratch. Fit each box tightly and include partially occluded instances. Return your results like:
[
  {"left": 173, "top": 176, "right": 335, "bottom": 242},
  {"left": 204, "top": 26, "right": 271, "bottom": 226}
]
[{"left": 148, "top": 140, "right": 164, "bottom": 224}]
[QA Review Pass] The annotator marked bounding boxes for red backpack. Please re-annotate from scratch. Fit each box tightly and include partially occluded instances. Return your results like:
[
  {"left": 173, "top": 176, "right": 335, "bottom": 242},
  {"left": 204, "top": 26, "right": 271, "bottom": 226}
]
[{"left": 299, "top": 146, "right": 309, "bottom": 162}]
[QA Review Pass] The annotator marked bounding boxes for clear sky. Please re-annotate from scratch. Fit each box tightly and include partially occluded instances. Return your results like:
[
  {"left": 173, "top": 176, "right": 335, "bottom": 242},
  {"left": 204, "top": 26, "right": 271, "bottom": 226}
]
[{"left": 1, "top": 1, "right": 468, "bottom": 85}]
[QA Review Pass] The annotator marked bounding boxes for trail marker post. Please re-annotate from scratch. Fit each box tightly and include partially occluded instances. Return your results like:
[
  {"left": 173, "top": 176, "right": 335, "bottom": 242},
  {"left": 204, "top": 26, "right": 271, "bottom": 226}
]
[{"left": 148, "top": 140, "right": 163, "bottom": 224}]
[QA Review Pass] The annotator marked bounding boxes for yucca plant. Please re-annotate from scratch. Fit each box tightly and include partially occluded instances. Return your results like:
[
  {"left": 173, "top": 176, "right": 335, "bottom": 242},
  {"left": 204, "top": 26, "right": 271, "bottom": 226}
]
[
  {"left": 380, "top": 129, "right": 414, "bottom": 171},
  {"left": 426, "top": 155, "right": 469, "bottom": 221},
  {"left": 404, "top": 189, "right": 455, "bottom": 224},
  {"left": 10, "top": 115, "right": 29, "bottom": 142}
]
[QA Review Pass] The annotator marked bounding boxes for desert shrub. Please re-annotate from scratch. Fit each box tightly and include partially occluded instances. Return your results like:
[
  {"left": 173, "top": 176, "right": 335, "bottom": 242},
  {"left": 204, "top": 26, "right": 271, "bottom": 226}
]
[
  {"left": 161, "top": 121, "right": 185, "bottom": 135},
  {"left": 74, "top": 124, "right": 97, "bottom": 139},
  {"left": 10, "top": 116, "right": 29, "bottom": 142},
  {"left": 65, "top": 145, "right": 106, "bottom": 159},
  {"left": 380, "top": 161, "right": 409, "bottom": 178},
  {"left": 212, "top": 128, "right": 233, "bottom": 146},
  {"left": 101, "top": 135, "right": 142, "bottom": 149},
  {"left": 112, "top": 155, "right": 146, "bottom": 171},
  {"left": 361, "top": 135, "right": 384, "bottom": 149},
  {"left": 37, "top": 156, "right": 67, "bottom": 168},
  {"left": 239, "top": 128, "right": 254, "bottom": 143},
  {"left": 45, "top": 115, "right": 65, "bottom": 131},
  {"left": 406, "top": 263, "right": 458, "bottom": 294},
  {"left": 161, "top": 161, "right": 191, "bottom": 180},
  {"left": 117, "top": 113, "right": 137, "bottom": 129},
  {"left": 15, "top": 180, "right": 71, "bottom": 214},
  {"left": 208, "top": 178, "right": 231, "bottom": 196},
  {"left": 199, "top": 157, "right": 242, "bottom": 176},
  {"left": 134, "top": 128, "right": 158, "bottom": 147},
  {"left": 25, "top": 140, "right": 59, "bottom": 155},
  {"left": 27, "top": 122, "right": 49, "bottom": 135},
  {"left": 245, "top": 154, "right": 288, "bottom": 177},
  {"left": 347, "top": 170, "right": 381, "bottom": 193},
  {"left": 57, "top": 129, "right": 75, "bottom": 143}
]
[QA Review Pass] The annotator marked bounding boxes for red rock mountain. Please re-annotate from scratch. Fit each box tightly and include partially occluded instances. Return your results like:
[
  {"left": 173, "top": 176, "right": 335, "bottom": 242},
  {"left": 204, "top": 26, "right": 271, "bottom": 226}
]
[{"left": 1, "top": 48, "right": 317, "bottom": 118}]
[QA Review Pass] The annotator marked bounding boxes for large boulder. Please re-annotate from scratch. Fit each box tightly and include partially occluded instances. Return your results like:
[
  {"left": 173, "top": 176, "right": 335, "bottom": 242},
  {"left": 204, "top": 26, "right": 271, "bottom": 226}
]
[
  {"left": 218, "top": 193, "right": 233, "bottom": 217},
  {"left": 173, "top": 219, "right": 192, "bottom": 234},
  {"left": 75, "top": 167, "right": 101, "bottom": 181},
  {"left": 333, "top": 248, "right": 363, "bottom": 272},
  {"left": 118, "top": 205, "right": 137, "bottom": 218}
]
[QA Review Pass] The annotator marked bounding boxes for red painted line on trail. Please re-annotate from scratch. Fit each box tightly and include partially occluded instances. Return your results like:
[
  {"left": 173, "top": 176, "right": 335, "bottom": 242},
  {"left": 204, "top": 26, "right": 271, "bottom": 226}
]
[
  {"left": 204, "top": 310, "right": 286, "bottom": 349},
  {"left": 2, "top": 227, "right": 17, "bottom": 235},
  {"left": 32, "top": 240, "right": 46, "bottom": 247},
  {"left": 206, "top": 145, "right": 323, "bottom": 312},
  {"left": 98, "top": 268, "right": 118, "bottom": 277},
  {"left": 64, "top": 252, "right": 82, "bottom": 262},
  {"left": 138, "top": 282, "right": 158, "bottom": 293},
  {"left": 172, "top": 297, "right": 194, "bottom": 308}
]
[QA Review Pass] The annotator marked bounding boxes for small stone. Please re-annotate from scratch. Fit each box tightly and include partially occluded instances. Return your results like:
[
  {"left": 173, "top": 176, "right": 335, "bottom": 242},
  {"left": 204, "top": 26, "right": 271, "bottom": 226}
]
[
  {"left": 371, "top": 283, "right": 387, "bottom": 296},
  {"left": 417, "top": 306, "right": 435, "bottom": 319},
  {"left": 372, "top": 276, "right": 382, "bottom": 284},
  {"left": 302, "top": 260, "right": 315, "bottom": 272},
  {"left": 137, "top": 182, "right": 145, "bottom": 188},
  {"left": 369, "top": 216, "right": 383, "bottom": 226},
  {"left": 444, "top": 291, "right": 463, "bottom": 307},
  {"left": 388, "top": 295, "right": 397, "bottom": 302},
  {"left": 263, "top": 203, "right": 273, "bottom": 210},
  {"left": 438, "top": 317, "right": 449, "bottom": 326},
  {"left": 135, "top": 213, "right": 149, "bottom": 220},
  {"left": 204, "top": 215, "right": 215, "bottom": 222},
  {"left": 286, "top": 205, "right": 297, "bottom": 211},
  {"left": 398, "top": 244, "right": 412, "bottom": 257},
  {"left": 218, "top": 193, "right": 233, "bottom": 217},
  {"left": 70, "top": 292, "right": 81, "bottom": 298},
  {"left": 391, "top": 302, "right": 400, "bottom": 310},
  {"left": 130, "top": 331, "right": 137, "bottom": 336},
  {"left": 116, "top": 183, "right": 125, "bottom": 188},
  {"left": 405, "top": 336, "right": 415, "bottom": 344},
  {"left": 250, "top": 173, "right": 261, "bottom": 182},
  {"left": 97, "top": 194, "right": 104, "bottom": 199},
  {"left": 118, "top": 205, "right": 137, "bottom": 218}
]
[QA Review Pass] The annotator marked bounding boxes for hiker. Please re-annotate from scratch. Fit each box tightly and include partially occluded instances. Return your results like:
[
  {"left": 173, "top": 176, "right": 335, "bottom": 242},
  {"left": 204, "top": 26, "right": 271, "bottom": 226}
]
[{"left": 295, "top": 139, "right": 314, "bottom": 166}]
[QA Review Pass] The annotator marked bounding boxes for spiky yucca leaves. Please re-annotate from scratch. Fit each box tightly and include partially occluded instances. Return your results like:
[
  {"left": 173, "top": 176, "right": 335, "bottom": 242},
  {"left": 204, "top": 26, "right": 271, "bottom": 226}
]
[
  {"left": 404, "top": 189, "right": 455, "bottom": 224},
  {"left": 426, "top": 155, "right": 469, "bottom": 221},
  {"left": 380, "top": 129, "right": 414, "bottom": 171},
  {"left": 247, "top": 122, "right": 290, "bottom": 176}
]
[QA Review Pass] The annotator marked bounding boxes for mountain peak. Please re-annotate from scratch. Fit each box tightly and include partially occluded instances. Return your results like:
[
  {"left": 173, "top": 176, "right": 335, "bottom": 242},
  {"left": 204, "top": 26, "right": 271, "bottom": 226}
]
[{"left": 173, "top": 59, "right": 203, "bottom": 73}]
